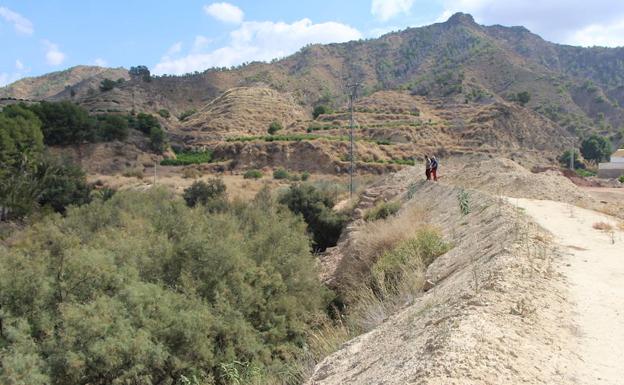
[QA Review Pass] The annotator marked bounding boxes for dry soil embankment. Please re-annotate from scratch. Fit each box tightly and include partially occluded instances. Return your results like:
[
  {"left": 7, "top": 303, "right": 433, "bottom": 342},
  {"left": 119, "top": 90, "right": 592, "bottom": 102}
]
[{"left": 309, "top": 161, "right": 590, "bottom": 384}]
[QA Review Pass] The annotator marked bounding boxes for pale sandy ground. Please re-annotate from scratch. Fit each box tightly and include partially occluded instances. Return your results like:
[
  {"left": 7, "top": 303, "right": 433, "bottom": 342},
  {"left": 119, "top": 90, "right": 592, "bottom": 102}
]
[{"left": 512, "top": 198, "right": 624, "bottom": 385}]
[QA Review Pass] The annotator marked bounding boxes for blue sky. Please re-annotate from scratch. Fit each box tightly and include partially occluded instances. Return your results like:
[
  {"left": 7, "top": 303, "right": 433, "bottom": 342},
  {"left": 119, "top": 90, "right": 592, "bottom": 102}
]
[{"left": 2, "top": 0, "right": 624, "bottom": 86}]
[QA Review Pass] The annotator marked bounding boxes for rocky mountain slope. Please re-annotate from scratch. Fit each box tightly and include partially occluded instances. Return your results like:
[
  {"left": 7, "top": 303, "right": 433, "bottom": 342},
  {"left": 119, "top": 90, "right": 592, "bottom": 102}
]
[{"left": 2, "top": 13, "right": 624, "bottom": 172}]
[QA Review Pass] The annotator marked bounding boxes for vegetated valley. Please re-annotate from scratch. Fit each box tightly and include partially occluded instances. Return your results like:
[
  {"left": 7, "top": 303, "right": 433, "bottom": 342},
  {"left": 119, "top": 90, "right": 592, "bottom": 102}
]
[{"left": 1, "top": 12, "right": 624, "bottom": 385}]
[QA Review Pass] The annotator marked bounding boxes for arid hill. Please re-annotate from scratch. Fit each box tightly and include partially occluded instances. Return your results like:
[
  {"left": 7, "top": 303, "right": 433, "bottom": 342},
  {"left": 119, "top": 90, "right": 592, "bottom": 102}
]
[{"left": 2, "top": 13, "right": 624, "bottom": 172}]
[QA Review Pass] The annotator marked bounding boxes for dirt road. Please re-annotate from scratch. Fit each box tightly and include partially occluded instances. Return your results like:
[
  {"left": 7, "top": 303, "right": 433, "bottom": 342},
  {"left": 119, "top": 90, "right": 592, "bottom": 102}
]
[{"left": 511, "top": 198, "right": 624, "bottom": 384}]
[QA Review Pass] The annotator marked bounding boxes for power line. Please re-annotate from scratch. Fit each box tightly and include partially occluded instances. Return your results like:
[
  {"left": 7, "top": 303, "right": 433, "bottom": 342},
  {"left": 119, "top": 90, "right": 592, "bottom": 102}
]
[{"left": 346, "top": 82, "right": 360, "bottom": 198}]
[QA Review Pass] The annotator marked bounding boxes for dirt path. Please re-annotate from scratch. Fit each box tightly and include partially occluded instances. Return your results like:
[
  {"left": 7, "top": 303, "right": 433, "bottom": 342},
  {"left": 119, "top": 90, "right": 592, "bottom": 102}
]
[{"left": 511, "top": 198, "right": 624, "bottom": 384}]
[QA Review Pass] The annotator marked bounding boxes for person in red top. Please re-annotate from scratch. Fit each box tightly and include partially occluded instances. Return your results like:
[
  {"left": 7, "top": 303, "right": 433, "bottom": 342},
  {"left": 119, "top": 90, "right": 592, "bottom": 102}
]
[{"left": 430, "top": 156, "right": 438, "bottom": 181}]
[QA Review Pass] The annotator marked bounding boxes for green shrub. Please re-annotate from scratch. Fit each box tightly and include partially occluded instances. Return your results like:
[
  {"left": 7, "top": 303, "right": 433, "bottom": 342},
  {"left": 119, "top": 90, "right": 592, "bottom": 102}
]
[
  {"left": 131, "top": 113, "right": 160, "bottom": 135},
  {"left": 95, "top": 114, "right": 129, "bottom": 141},
  {"left": 364, "top": 201, "right": 401, "bottom": 221},
  {"left": 35, "top": 156, "right": 92, "bottom": 213},
  {"left": 301, "top": 171, "right": 310, "bottom": 181},
  {"left": 99, "top": 78, "right": 116, "bottom": 92},
  {"left": 516, "top": 91, "right": 531, "bottom": 106},
  {"left": 0, "top": 188, "right": 327, "bottom": 384},
  {"left": 558, "top": 149, "right": 585, "bottom": 169},
  {"left": 268, "top": 121, "right": 283, "bottom": 135},
  {"left": 158, "top": 109, "right": 170, "bottom": 118},
  {"left": 619, "top": 175, "right": 624, "bottom": 183},
  {"left": 457, "top": 189, "right": 471, "bottom": 215},
  {"left": 243, "top": 169, "right": 263, "bottom": 179},
  {"left": 179, "top": 109, "right": 197, "bottom": 122},
  {"left": 182, "top": 178, "right": 226, "bottom": 208},
  {"left": 372, "top": 227, "right": 450, "bottom": 291},
  {"left": 313, "top": 105, "right": 332, "bottom": 119},
  {"left": 160, "top": 150, "right": 212, "bottom": 166},
  {"left": 273, "top": 168, "right": 290, "bottom": 180},
  {"left": 149, "top": 126, "right": 167, "bottom": 153},
  {"left": 28, "top": 101, "right": 97, "bottom": 145},
  {"left": 575, "top": 168, "right": 596, "bottom": 177},
  {"left": 279, "top": 183, "right": 347, "bottom": 251}
]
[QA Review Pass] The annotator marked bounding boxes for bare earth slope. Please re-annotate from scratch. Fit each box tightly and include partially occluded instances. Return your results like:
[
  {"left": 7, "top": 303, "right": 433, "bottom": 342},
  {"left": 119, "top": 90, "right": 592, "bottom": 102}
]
[
  {"left": 310, "top": 158, "right": 624, "bottom": 385},
  {"left": 310, "top": 168, "right": 584, "bottom": 385},
  {"left": 512, "top": 198, "right": 624, "bottom": 384}
]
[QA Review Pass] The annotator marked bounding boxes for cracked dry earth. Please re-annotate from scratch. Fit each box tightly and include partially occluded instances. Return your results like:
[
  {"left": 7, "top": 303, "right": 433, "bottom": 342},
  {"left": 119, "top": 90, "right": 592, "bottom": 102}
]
[{"left": 307, "top": 160, "right": 624, "bottom": 385}]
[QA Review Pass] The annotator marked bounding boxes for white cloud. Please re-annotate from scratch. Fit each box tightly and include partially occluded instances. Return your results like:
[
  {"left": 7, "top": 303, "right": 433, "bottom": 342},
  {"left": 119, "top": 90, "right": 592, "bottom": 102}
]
[
  {"left": 154, "top": 18, "right": 362, "bottom": 75},
  {"left": 166, "top": 42, "right": 183, "bottom": 56},
  {"left": 94, "top": 58, "right": 108, "bottom": 67},
  {"left": 203, "top": 2, "right": 244, "bottom": 24},
  {"left": 371, "top": 0, "right": 415, "bottom": 22},
  {"left": 437, "top": 0, "right": 624, "bottom": 47},
  {"left": 369, "top": 26, "right": 401, "bottom": 38},
  {"left": 193, "top": 35, "right": 212, "bottom": 52},
  {"left": 565, "top": 19, "right": 624, "bottom": 47},
  {"left": 0, "top": 60, "right": 28, "bottom": 86},
  {"left": 0, "top": 6, "right": 34, "bottom": 35},
  {"left": 43, "top": 40, "right": 66, "bottom": 66}
]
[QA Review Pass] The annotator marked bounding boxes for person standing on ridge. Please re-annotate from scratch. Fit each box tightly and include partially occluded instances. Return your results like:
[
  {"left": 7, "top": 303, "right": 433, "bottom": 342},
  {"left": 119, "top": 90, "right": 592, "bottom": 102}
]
[
  {"left": 425, "top": 155, "right": 432, "bottom": 180},
  {"left": 430, "top": 156, "right": 439, "bottom": 181}
]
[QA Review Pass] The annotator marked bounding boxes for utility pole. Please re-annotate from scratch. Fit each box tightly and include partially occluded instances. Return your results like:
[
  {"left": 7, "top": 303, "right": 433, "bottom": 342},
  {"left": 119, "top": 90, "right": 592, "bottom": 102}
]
[
  {"left": 569, "top": 147, "right": 575, "bottom": 171},
  {"left": 347, "top": 82, "right": 359, "bottom": 198}
]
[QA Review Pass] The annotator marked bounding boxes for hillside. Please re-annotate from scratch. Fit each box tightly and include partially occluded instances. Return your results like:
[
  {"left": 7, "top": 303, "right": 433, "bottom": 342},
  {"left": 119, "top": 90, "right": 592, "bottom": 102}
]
[
  {"left": 0, "top": 65, "right": 129, "bottom": 100},
  {"left": 2, "top": 13, "right": 624, "bottom": 173}
]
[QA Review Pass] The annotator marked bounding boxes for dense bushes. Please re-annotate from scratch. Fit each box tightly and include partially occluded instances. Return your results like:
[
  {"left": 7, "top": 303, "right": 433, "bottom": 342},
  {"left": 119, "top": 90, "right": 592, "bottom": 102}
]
[
  {"left": 7, "top": 102, "right": 130, "bottom": 145},
  {"left": 581, "top": 134, "right": 612, "bottom": 163},
  {"left": 129, "top": 113, "right": 167, "bottom": 153},
  {"left": 268, "top": 121, "right": 283, "bottom": 135},
  {"left": 160, "top": 149, "right": 213, "bottom": 166},
  {"left": 29, "top": 101, "right": 96, "bottom": 145},
  {"left": 273, "top": 168, "right": 290, "bottom": 180},
  {"left": 0, "top": 106, "right": 92, "bottom": 220},
  {"left": 182, "top": 178, "right": 227, "bottom": 209},
  {"left": 0, "top": 188, "right": 327, "bottom": 384},
  {"left": 279, "top": 183, "right": 347, "bottom": 251},
  {"left": 243, "top": 169, "right": 263, "bottom": 179}
]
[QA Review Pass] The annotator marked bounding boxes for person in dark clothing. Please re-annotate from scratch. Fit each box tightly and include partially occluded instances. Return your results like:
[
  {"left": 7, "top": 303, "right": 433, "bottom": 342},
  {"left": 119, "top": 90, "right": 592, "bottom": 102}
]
[
  {"left": 424, "top": 155, "right": 432, "bottom": 180},
  {"left": 430, "top": 156, "right": 438, "bottom": 181}
]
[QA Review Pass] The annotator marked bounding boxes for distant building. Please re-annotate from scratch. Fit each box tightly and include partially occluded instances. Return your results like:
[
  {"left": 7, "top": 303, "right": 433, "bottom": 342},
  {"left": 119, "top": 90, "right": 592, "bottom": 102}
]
[{"left": 598, "top": 149, "right": 624, "bottom": 178}]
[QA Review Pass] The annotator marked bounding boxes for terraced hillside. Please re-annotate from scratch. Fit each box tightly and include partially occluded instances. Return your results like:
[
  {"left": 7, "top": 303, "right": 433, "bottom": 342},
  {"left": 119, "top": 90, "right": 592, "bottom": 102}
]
[{"left": 2, "top": 12, "right": 624, "bottom": 174}]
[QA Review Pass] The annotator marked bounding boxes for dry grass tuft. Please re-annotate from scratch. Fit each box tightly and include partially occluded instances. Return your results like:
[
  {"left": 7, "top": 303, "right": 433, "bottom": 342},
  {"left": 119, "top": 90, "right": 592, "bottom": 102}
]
[{"left": 593, "top": 222, "right": 613, "bottom": 231}]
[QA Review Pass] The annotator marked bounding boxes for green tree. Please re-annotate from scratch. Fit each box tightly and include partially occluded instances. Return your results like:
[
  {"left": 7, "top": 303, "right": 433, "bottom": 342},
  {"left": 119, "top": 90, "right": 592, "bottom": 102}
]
[
  {"left": 99, "top": 78, "right": 116, "bottom": 92},
  {"left": 279, "top": 183, "right": 346, "bottom": 251},
  {"left": 35, "top": 156, "right": 92, "bottom": 213},
  {"left": 149, "top": 126, "right": 167, "bottom": 153},
  {"left": 129, "top": 65, "right": 151, "bottom": 82},
  {"left": 132, "top": 113, "right": 160, "bottom": 135},
  {"left": 28, "top": 101, "right": 96, "bottom": 145},
  {"left": 581, "top": 134, "right": 612, "bottom": 163},
  {"left": 182, "top": 179, "right": 227, "bottom": 208},
  {"left": 313, "top": 105, "right": 331, "bottom": 119},
  {"left": 95, "top": 114, "right": 129, "bottom": 141}
]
